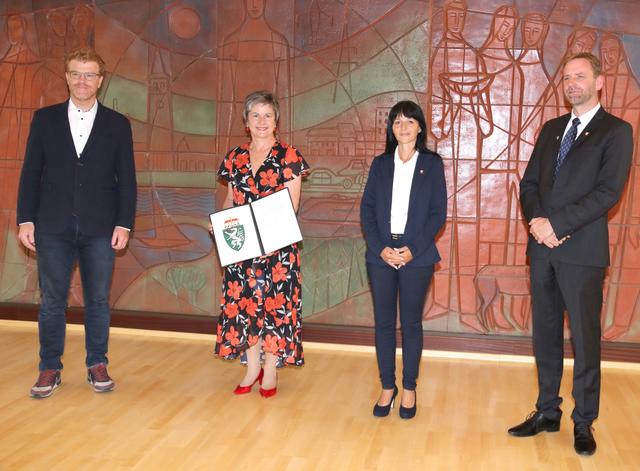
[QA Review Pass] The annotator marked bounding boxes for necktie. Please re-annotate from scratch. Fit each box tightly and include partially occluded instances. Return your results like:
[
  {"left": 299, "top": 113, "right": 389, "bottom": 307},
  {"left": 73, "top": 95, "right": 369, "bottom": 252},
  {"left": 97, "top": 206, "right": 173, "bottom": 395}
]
[{"left": 554, "top": 117, "right": 581, "bottom": 179}]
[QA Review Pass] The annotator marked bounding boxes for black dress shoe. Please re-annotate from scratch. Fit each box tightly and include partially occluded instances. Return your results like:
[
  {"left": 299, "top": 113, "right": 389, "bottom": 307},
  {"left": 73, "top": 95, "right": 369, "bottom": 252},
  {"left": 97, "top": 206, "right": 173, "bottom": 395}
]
[
  {"left": 574, "top": 423, "right": 596, "bottom": 456},
  {"left": 399, "top": 389, "right": 416, "bottom": 419},
  {"left": 508, "top": 410, "right": 561, "bottom": 437},
  {"left": 373, "top": 386, "right": 398, "bottom": 417}
]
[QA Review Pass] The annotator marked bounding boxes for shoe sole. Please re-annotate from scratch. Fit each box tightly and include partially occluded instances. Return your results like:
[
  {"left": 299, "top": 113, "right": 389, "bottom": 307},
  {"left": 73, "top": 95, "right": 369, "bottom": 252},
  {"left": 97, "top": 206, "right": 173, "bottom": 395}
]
[
  {"left": 88, "top": 380, "right": 115, "bottom": 393},
  {"left": 508, "top": 426, "right": 560, "bottom": 437},
  {"left": 30, "top": 382, "right": 60, "bottom": 399}
]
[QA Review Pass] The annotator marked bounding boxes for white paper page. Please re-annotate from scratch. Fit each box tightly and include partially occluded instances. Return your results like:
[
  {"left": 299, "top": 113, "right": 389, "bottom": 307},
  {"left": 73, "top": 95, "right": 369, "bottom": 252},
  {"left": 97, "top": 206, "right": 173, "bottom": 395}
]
[
  {"left": 250, "top": 189, "right": 303, "bottom": 254},
  {"left": 210, "top": 205, "right": 262, "bottom": 266}
]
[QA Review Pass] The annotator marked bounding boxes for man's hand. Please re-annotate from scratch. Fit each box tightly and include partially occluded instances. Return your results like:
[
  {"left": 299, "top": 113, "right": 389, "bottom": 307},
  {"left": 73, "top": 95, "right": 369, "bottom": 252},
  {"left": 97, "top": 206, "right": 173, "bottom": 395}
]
[
  {"left": 111, "top": 227, "right": 130, "bottom": 250},
  {"left": 529, "top": 217, "right": 555, "bottom": 244},
  {"left": 529, "top": 217, "right": 570, "bottom": 248},
  {"left": 18, "top": 223, "right": 36, "bottom": 252}
]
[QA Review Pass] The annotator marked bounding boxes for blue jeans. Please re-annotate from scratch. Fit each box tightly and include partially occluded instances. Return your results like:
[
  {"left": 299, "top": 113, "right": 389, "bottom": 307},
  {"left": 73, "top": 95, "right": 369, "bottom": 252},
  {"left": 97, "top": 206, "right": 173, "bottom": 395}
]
[
  {"left": 367, "top": 262, "right": 434, "bottom": 390},
  {"left": 36, "top": 224, "right": 115, "bottom": 371}
]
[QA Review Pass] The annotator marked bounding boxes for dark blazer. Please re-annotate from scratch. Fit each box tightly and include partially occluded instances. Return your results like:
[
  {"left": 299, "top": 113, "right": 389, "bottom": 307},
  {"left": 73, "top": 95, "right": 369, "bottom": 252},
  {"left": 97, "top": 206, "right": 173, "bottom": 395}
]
[
  {"left": 360, "top": 150, "right": 447, "bottom": 267},
  {"left": 17, "top": 100, "right": 137, "bottom": 237},
  {"left": 520, "top": 106, "right": 633, "bottom": 267}
]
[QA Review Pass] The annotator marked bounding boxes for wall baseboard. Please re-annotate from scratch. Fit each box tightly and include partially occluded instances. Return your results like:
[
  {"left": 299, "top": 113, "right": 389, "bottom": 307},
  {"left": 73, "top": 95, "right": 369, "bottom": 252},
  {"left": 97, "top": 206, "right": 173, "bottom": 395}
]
[{"left": 1, "top": 302, "right": 638, "bottom": 362}]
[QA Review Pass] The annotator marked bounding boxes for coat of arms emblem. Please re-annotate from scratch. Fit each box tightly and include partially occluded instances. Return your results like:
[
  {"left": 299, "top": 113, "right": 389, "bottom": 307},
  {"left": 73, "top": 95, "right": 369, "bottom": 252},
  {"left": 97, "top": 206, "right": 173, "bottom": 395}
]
[{"left": 222, "top": 217, "right": 245, "bottom": 251}]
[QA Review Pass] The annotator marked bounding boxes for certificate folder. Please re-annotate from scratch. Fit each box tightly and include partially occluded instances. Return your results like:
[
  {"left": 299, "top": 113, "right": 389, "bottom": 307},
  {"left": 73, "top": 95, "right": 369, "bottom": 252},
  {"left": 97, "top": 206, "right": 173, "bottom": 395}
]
[{"left": 210, "top": 188, "right": 303, "bottom": 267}]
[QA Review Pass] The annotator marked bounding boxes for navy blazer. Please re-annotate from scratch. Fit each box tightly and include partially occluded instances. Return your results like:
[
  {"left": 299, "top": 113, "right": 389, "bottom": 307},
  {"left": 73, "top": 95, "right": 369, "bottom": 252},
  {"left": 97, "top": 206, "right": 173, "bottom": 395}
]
[
  {"left": 360, "top": 150, "right": 447, "bottom": 267},
  {"left": 17, "top": 100, "right": 137, "bottom": 237},
  {"left": 520, "top": 107, "right": 633, "bottom": 267}
]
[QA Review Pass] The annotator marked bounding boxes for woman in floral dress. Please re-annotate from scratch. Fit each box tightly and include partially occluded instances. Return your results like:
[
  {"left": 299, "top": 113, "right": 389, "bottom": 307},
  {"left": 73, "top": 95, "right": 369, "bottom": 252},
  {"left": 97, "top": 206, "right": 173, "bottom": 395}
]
[{"left": 214, "top": 90, "right": 309, "bottom": 397}]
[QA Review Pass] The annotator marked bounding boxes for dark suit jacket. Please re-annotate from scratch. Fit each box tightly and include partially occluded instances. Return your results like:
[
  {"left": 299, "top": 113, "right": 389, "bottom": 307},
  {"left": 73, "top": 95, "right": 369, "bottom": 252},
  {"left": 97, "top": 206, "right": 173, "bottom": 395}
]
[
  {"left": 520, "top": 106, "right": 633, "bottom": 267},
  {"left": 360, "top": 150, "right": 447, "bottom": 267},
  {"left": 17, "top": 100, "right": 137, "bottom": 237}
]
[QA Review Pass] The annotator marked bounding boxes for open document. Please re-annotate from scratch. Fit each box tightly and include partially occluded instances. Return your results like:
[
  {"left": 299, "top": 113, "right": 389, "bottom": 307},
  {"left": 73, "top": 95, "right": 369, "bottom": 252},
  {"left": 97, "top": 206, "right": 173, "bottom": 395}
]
[{"left": 210, "top": 188, "right": 303, "bottom": 267}]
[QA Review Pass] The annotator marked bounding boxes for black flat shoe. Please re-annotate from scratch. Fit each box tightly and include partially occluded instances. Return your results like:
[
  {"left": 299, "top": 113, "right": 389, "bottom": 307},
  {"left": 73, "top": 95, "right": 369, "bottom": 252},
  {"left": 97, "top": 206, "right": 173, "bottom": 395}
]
[
  {"left": 574, "top": 423, "right": 596, "bottom": 456},
  {"left": 399, "top": 389, "right": 416, "bottom": 419},
  {"left": 508, "top": 410, "right": 561, "bottom": 437},
  {"left": 373, "top": 386, "right": 398, "bottom": 417}
]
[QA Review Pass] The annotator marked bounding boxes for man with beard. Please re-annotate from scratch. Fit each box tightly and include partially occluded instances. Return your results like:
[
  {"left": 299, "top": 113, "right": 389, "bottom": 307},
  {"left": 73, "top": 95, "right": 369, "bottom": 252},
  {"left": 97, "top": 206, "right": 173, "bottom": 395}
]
[{"left": 511, "top": 53, "right": 633, "bottom": 455}]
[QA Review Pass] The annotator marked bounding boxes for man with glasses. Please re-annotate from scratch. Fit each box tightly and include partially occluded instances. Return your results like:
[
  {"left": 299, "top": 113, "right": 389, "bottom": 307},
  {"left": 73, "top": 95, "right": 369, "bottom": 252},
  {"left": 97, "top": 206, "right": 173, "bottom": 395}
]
[{"left": 17, "top": 48, "right": 137, "bottom": 398}]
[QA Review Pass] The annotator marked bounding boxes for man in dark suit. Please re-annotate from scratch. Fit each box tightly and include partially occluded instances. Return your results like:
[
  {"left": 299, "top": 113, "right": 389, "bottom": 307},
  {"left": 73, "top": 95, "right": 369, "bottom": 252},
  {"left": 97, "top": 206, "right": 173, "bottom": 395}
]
[
  {"left": 510, "top": 53, "right": 633, "bottom": 455},
  {"left": 17, "top": 48, "right": 137, "bottom": 398}
]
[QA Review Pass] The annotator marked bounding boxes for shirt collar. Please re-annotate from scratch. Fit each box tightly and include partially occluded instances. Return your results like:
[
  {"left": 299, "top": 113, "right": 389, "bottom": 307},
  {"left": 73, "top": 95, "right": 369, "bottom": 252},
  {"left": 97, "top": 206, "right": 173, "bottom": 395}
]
[
  {"left": 571, "top": 103, "right": 600, "bottom": 126},
  {"left": 393, "top": 147, "right": 419, "bottom": 165},
  {"left": 68, "top": 99, "right": 98, "bottom": 118}
]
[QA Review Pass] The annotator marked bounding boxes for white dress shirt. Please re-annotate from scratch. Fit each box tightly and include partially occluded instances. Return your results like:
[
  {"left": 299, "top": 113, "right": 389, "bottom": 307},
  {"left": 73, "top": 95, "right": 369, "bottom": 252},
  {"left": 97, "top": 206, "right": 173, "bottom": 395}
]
[
  {"left": 561, "top": 103, "right": 600, "bottom": 141},
  {"left": 390, "top": 148, "right": 419, "bottom": 234},
  {"left": 68, "top": 99, "right": 98, "bottom": 157}
]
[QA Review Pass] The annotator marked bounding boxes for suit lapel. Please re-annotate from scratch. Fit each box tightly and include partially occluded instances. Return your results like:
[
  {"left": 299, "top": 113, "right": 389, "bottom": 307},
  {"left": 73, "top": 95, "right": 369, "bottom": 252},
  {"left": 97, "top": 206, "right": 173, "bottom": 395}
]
[
  {"left": 405, "top": 153, "right": 433, "bottom": 230},
  {"left": 570, "top": 106, "right": 605, "bottom": 151},
  {"left": 81, "top": 102, "right": 106, "bottom": 158},
  {"left": 545, "top": 115, "right": 570, "bottom": 184},
  {"left": 381, "top": 154, "right": 394, "bottom": 232},
  {"left": 57, "top": 101, "right": 77, "bottom": 158}
]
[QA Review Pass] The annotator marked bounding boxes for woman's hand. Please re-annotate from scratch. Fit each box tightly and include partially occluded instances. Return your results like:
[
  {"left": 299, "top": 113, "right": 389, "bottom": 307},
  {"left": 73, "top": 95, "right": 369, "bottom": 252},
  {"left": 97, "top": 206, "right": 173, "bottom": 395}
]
[
  {"left": 380, "top": 247, "right": 403, "bottom": 269},
  {"left": 394, "top": 246, "right": 413, "bottom": 267}
]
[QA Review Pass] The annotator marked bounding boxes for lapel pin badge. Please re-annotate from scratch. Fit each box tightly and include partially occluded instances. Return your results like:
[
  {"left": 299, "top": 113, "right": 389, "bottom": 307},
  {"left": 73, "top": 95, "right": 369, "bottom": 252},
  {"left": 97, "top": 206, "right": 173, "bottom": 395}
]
[
  {"left": 585, "top": 132, "right": 590, "bottom": 136},
  {"left": 556, "top": 136, "right": 560, "bottom": 140},
  {"left": 420, "top": 169, "right": 424, "bottom": 175}
]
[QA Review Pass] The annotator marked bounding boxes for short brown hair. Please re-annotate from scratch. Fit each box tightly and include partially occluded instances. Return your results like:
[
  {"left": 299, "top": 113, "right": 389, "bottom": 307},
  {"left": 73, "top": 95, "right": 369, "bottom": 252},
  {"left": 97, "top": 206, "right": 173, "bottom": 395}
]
[
  {"left": 65, "top": 48, "right": 106, "bottom": 76},
  {"left": 563, "top": 52, "right": 602, "bottom": 77},
  {"left": 242, "top": 90, "right": 280, "bottom": 122}
]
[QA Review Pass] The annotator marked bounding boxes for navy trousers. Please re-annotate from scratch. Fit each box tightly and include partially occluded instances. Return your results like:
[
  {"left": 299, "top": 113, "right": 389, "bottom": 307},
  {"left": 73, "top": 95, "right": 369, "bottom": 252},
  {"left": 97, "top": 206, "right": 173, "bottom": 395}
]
[{"left": 367, "top": 261, "right": 433, "bottom": 390}]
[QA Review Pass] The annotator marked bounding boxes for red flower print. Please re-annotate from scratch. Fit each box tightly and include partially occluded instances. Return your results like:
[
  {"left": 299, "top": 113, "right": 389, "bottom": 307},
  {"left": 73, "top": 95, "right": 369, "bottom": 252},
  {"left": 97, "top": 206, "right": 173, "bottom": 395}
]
[
  {"left": 226, "top": 281, "right": 241, "bottom": 299},
  {"left": 273, "top": 293, "right": 286, "bottom": 310},
  {"left": 218, "top": 344, "right": 232, "bottom": 356},
  {"left": 272, "top": 262, "right": 288, "bottom": 283},
  {"left": 263, "top": 335, "right": 286, "bottom": 354},
  {"left": 284, "top": 147, "right": 298, "bottom": 164},
  {"left": 224, "top": 151, "right": 235, "bottom": 171},
  {"left": 239, "top": 297, "right": 258, "bottom": 316},
  {"left": 283, "top": 167, "right": 293, "bottom": 179},
  {"left": 265, "top": 296, "right": 276, "bottom": 314},
  {"left": 225, "top": 326, "right": 240, "bottom": 346},
  {"left": 248, "top": 335, "right": 259, "bottom": 346},
  {"left": 235, "top": 152, "right": 249, "bottom": 168},
  {"left": 259, "top": 169, "right": 278, "bottom": 187},
  {"left": 224, "top": 303, "right": 239, "bottom": 318},
  {"left": 233, "top": 188, "right": 246, "bottom": 205}
]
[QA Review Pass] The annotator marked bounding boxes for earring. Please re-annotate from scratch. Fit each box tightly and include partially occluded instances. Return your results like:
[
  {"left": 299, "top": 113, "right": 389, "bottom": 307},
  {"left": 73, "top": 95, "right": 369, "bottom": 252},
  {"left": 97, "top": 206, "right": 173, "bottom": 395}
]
[
  {"left": 273, "top": 126, "right": 278, "bottom": 137},
  {"left": 245, "top": 126, "right": 250, "bottom": 135}
]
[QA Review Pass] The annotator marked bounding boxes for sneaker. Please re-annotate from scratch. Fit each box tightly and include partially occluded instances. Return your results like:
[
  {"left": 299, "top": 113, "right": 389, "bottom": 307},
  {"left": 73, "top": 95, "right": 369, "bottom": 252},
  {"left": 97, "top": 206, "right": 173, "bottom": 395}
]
[
  {"left": 30, "top": 369, "right": 61, "bottom": 398},
  {"left": 87, "top": 363, "right": 115, "bottom": 393}
]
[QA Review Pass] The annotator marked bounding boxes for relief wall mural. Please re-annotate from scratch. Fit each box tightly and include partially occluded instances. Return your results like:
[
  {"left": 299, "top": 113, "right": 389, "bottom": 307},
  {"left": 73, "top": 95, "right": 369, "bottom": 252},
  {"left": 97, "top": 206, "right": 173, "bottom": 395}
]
[{"left": 1, "top": 0, "right": 640, "bottom": 342}]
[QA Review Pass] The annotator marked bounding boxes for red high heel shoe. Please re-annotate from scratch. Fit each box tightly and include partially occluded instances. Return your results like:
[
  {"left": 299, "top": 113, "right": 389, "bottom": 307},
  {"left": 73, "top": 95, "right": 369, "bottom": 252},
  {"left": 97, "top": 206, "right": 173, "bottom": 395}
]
[
  {"left": 259, "top": 385, "right": 277, "bottom": 398},
  {"left": 233, "top": 368, "right": 263, "bottom": 395}
]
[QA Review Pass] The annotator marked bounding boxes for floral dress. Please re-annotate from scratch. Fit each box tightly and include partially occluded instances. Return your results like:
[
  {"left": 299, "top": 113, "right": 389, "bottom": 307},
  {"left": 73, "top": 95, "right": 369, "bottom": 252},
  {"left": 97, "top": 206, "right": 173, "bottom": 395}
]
[{"left": 215, "top": 141, "right": 309, "bottom": 366}]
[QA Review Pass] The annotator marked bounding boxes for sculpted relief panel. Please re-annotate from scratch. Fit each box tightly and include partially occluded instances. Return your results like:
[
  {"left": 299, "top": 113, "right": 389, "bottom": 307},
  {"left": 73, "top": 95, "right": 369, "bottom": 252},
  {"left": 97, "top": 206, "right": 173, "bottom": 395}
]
[{"left": 0, "top": 0, "right": 639, "bottom": 342}]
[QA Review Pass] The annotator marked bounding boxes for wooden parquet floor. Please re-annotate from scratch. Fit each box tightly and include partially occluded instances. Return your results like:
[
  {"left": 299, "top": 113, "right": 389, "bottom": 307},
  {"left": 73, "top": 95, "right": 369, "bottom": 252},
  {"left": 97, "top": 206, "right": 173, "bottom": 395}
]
[{"left": 0, "top": 321, "right": 638, "bottom": 470}]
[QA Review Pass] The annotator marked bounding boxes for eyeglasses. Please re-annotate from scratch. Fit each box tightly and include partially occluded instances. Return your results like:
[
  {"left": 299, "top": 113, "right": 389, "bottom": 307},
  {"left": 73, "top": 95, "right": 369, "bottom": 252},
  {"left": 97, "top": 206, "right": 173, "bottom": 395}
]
[{"left": 67, "top": 71, "right": 101, "bottom": 81}]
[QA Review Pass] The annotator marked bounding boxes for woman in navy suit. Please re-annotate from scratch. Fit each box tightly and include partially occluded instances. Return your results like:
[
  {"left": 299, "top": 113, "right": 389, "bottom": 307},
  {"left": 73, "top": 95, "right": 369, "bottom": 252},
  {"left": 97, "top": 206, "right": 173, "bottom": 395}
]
[{"left": 360, "top": 100, "right": 447, "bottom": 419}]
